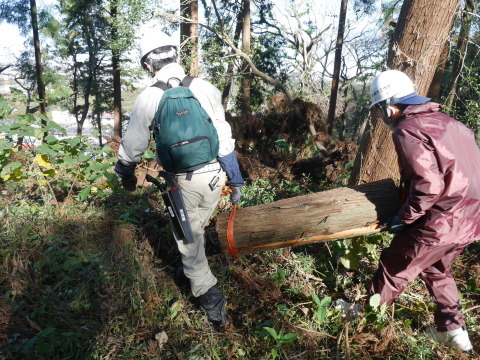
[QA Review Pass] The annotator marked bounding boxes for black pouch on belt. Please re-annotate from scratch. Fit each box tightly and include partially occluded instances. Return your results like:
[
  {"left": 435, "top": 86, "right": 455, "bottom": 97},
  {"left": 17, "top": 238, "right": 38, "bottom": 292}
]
[{"left": 146, "top": 171, "right": 195, "bottom": 245}]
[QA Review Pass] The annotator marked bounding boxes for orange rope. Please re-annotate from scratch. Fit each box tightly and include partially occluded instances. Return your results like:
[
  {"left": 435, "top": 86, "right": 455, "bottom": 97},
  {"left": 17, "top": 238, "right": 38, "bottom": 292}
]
[{"left": 227, "top": 204, "right": 239, "bottom": 258}]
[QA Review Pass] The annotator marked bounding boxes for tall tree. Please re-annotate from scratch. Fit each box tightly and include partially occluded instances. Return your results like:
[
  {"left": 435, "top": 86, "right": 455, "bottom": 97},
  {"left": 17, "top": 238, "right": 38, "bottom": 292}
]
[
  {"left": 326, "top": 0, "right": 348, "bottom": 135},
  {"left": 0, "top": 0, "right": 48, "bottom": 125},
  {"left": 181, "top": 0, "right": 199, "bottom": 76},
  {"left": 444, "top": 0, "right": 476, "bottom": 108},
  {"left": 110, "top": 0, "right": 122, "bottom": 138},
  {"left": 221, "top": 7, "right": 243, "bottom": 110},
  {"left": 349, "top": 0, "right": 462, "bottom": 185},
  {"left": 29, "top": 0, "right": 46, "bottom": 126},
  {"left": 426, "top": 41, "right": 450, "bottom": 101},
  {"left": 239, "top": 0, "right": 251, "bottom": 118}
]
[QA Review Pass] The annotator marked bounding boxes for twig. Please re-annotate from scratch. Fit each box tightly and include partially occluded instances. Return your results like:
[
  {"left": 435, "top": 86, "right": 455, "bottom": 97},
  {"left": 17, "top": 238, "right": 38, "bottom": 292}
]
[
  {"left": 288, "top": 322, "right": 337, "bottom": 340},
  {"left": 464, "top": 304, "right": 480, "bottom": 314}
]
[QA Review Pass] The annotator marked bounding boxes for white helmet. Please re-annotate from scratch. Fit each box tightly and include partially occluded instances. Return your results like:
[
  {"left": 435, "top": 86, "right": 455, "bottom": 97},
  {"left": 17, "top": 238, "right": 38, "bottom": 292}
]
[
  {"left": 138, "top": 21, "right": 179, "bottom": 66},
  {"left": 369, "top": 70, "right": 430, "bottom": 108}
]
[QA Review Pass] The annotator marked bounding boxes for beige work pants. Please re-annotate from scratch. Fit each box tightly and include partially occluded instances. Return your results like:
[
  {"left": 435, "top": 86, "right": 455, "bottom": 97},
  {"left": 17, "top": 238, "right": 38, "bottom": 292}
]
[{"left": 175, "top": 170, "right": 226, "bottom": 297}]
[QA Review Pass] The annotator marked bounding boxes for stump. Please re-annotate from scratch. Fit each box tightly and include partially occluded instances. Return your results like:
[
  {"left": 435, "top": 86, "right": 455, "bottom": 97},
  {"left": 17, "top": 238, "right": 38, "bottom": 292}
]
[{"left": 215, "top": 178, "right": 400, "bottom": 257}]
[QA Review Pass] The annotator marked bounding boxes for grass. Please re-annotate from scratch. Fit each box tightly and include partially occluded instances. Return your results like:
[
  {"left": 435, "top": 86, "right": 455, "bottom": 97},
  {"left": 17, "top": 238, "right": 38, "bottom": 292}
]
[{"left": 1, "top": 167, "right": 480, "bottom": 360}]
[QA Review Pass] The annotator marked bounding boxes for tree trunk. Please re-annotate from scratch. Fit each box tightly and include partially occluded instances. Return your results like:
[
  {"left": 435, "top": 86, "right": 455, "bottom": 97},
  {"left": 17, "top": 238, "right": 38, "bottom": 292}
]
[
  {"left": 180, "top": 0, "right": 199, "bottom": 77},
  {"left": 221, "top": 11, "right": 243, "bottom": 110},
  {"left": 111, "top": 3, "right": 123, "bottom": 138},
  {"left": 427, "top": 40, "right": 450, "bottom": 101},
  {"left": 77, "top": 22, "right": 95, "bottom": 136},
  {"left": 326, "top": 0, "right": 348, "bottom": 136},
  {"left": 97, "top": 112, "right": 103, "bottom": 147},
  {"left": 349, "top": 0, "right": 461, "bottom": 185},
  {"left": 73, "top": 53, "right": 79, "bottom": 126},
  {"left": 444, "top": 0, "right": 474, "bottom": 109},
  {"left": 338, "top": 85, "right": 349, "bottom": 141},
  {"left": 216, "top": 179, "right": 400, "bottom": 257},
  {"left": 239, "top": 0, "right": 251, "bottom": 118},
  {"left": 29, "top": 0, "right": 47, "bottom": 129}
]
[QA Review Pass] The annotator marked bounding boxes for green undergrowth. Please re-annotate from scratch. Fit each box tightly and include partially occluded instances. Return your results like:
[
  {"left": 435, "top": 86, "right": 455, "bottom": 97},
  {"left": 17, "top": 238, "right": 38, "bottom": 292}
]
[
  {"left": 2, "top": 169, "right": 480, "bottom": 360},
  {"left": 1, "top": 98, "right": 479, "bottom": 358}
]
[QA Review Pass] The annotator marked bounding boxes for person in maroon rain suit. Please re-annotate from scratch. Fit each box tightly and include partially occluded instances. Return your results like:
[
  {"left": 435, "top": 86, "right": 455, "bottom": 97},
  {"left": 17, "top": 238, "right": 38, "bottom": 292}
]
[{"left": 368, "top": 70, "right": 480, "bottom": 352}]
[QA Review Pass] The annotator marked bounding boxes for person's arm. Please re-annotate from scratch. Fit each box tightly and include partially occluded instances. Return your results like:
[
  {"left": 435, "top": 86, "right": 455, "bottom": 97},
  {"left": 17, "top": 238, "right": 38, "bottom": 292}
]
[
  {"left": 118, "top": 89, "right": 159, "bottom": 167},
  {"left": 395, "top": 128, "right": 445, "bottom": 224},
  {"left": 115, "top": 89, "right": 160, "bottom": 190}
]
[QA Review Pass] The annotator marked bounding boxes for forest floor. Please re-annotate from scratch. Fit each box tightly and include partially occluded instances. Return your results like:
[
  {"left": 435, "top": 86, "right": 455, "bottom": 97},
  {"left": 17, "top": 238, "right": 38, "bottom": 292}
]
[{"left": 1, "top": 97, "right": 480, "bottom": 359}]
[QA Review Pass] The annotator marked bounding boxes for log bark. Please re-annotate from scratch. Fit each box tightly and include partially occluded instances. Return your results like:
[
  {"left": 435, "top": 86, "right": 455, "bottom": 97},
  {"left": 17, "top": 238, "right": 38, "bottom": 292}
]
[{"left": 216, "top": 179, "right": 401, "bottom": 257}]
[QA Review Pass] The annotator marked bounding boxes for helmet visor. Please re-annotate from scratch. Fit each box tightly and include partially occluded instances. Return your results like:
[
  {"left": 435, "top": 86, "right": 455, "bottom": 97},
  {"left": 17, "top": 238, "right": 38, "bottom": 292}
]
[{"left": 394, "top": 93, "right": 431, "bottom": 105}]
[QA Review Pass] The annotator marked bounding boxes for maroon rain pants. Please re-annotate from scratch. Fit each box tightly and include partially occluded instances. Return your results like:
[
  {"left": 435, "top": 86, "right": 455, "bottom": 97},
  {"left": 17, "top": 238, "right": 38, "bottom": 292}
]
[{"left": 369, "top": 232, "right": 468, "bottom": 331}]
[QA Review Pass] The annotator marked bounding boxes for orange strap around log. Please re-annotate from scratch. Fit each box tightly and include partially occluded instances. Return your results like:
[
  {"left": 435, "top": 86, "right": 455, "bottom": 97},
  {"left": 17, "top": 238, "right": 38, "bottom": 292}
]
[{"left": 227, "top": 204, "right": 239, "bottom": 258}]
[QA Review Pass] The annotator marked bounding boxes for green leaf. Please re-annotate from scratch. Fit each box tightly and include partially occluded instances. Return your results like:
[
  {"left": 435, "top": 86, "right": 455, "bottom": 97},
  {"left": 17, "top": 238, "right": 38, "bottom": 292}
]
[
  {"left": 263, "top": 327, "right": 278, "bottom": 339},
  {"left": 311, "top": 292, "right": 321, "bottom": 306},
  {"left": 143, "top": 149, "right": 154, "bottom": 161},
  {"left": 44, "top": 135, "right": 59, "bottom": 144},
  {"left": 369, "top": 294, "right": 381, "bottom": 309},
  {"left": 168, "top": 300, "right": 184, "bottom": 320},
  {"left": 316, "top": 307, "right": 327, "bottom": 324},
  {"left": 67, "top": 137, "right": 81, "bottom": 147},
  {"left": 34, "top": 128, "right": 45, "bottom": 139},
  {"left": 47, "top": 120, "right": 66, "bottom": 133},
  {"left": 62, "top": 158, "right": 78, "bottom": 165},
  {"left": 78, "top": 153, "right": 90, "bottom": 162},
  {"left": 42, "top": 169, "right": 56, "bottom": 177},
  {"left": 319, "top": 296, "right": 332, "bottom": 308},
  {"left": 340, "top": 250, "right": 360, "bottom": 269},
  {"left": 36, "top": 144, "right": 57, "bottom": 157},
  {"left": 79, "top": 187, "right": 91, "bottom": 202},
  {"left": 1, "top": 162, "right": 23, "bottom": 181},
  {"left": 1, "top": 161, "right": 21, "bottom": 173},
  {"left": 278, "top": 333, "right": 298, "bottom": 345},
  {"left": 38, "top": 327, "right": 56, "bottom": 337}
]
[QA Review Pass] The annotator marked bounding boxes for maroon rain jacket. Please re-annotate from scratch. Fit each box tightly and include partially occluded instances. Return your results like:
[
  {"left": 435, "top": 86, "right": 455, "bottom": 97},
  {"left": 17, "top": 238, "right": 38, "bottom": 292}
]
[{"left": 393, "top": 102, "right": 480, "bottom": 246}]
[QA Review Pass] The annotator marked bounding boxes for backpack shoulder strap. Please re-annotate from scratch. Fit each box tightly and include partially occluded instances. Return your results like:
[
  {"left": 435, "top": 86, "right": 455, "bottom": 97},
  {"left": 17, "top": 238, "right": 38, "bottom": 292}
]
[
  {"left": 151, "top": 81, "right": 169, "bottom": 91},
  {"left": 182, "top": 76, "right": 195, "bottom": 88}
]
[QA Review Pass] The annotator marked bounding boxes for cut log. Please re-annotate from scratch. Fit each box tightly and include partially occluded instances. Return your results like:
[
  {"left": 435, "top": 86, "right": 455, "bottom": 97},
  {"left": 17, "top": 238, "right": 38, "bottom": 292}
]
[{"left": 215, "top": 178, "right": 401, "bottom": 257}]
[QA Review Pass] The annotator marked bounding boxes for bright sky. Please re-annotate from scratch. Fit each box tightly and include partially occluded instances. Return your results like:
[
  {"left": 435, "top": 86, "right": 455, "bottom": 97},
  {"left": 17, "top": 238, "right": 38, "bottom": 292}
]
[
  {"left": 0, "top": 1, "right": 381, "bottom": 71},
  {"left": 0, "top": 22, "right": 26, "bottom": 65}
]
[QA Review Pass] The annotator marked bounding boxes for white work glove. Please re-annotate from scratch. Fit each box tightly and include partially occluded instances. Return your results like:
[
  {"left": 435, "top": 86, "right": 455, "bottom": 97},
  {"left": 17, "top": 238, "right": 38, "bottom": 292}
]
[{"left": 230, "top": 186, "right": 241, "bottom": 205}]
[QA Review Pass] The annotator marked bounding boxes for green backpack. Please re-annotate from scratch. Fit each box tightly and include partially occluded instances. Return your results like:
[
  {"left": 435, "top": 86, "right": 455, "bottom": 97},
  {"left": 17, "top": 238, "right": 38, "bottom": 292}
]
[{"left": 152, "top": 76, "right": 219, "bottom": 173}]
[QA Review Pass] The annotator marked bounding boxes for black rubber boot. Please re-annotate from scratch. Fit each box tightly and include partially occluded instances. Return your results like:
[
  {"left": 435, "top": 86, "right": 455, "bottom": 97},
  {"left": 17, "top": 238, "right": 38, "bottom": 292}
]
[{"left": 198, "top": 285, "right": 229, "bottom": 328}]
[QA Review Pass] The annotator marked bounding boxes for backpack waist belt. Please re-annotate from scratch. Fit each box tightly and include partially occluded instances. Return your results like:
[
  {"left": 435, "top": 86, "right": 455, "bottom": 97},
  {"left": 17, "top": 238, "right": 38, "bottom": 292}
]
[{"left": 177, "top": 161, "right": 221, "bottom": 176}]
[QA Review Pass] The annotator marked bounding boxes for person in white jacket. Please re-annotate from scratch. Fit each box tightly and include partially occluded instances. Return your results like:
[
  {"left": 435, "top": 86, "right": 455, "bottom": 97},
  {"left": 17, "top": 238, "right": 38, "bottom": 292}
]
[{"left": 114, "top": 22, "right": 244, "bottom": 329}]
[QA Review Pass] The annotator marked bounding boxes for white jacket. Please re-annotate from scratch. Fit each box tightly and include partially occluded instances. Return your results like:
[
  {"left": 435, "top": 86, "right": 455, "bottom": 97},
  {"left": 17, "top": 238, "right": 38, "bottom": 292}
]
[{"left": 118, "top": 62, "right": 235, "bottom": 166}]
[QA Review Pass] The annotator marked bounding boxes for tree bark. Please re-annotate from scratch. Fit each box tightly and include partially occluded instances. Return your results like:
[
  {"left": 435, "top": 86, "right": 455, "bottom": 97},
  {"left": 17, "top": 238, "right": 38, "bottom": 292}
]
[
  {"left": 326, "top": 0, "right": 348, "bottom": 135},
  {"left": 349, "top": 0, "right": 461, "bottom": 185},
  {"left": 444, "top": 0, "right": 475, "bottom": 108},
  {"left": 29, "top": 0, "right": 47, "bottom": 129},
  {"left": 180, "top": 0, "right": 199, "bottom": 77},
  {"left": 221, "top": 10, "right": 243, "bottom": 110},
  {"left": 427, "top": 40, "right": 450, "bottom": 101},
  {"left": 111, "top": 2, "right": 123, "bottom": 138},
  {"left": 216, "top": 179, "right": 400, "bottom": 257},
  {"left": 77, "top": 21, "right": 95, "bottom": 136},
  {"left": 240, "top": 0, "right": 251, "bottom": 118}
]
